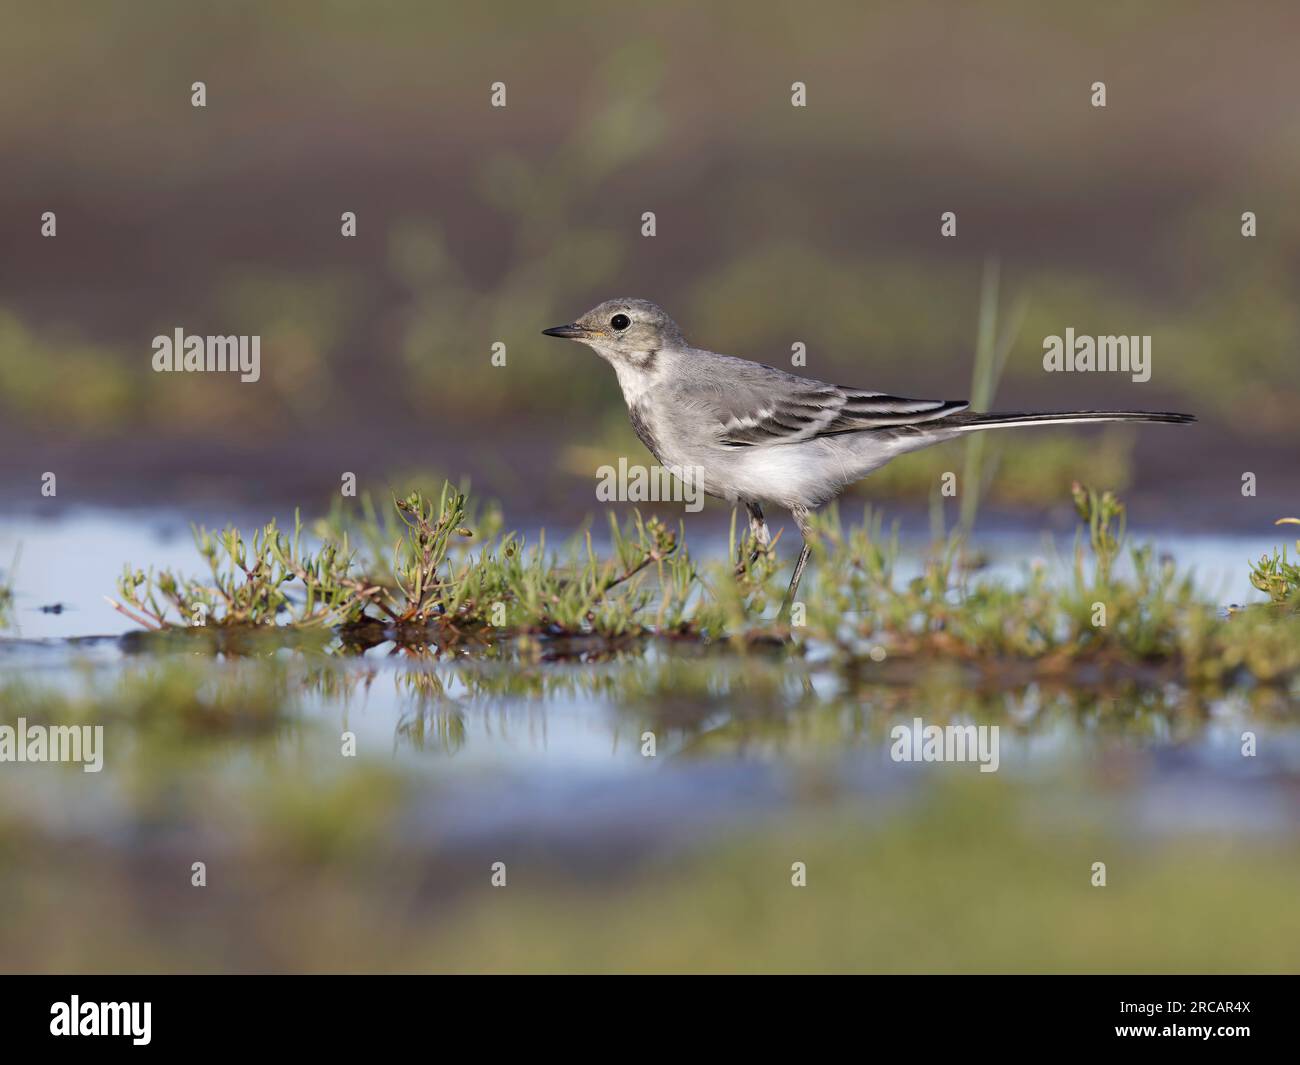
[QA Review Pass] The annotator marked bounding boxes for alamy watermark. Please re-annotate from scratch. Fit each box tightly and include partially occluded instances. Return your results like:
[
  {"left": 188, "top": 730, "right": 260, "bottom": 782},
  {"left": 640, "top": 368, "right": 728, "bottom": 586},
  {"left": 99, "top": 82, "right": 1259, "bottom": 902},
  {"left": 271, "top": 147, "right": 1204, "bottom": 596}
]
[
  {"left": 0, "top": 718, "right": 103, "bottom": 772},
  {"left": 152, "top": 328, "right": 261, "bottom": 383},
  {"left": 890, "top": 717, "right": 999, "bottom": 773},
  {"left": 50, "top": 996, "right": 150, "bottom": 1045},
  {"left": 596, "top": 458, "right": 705, "bottom": 512},
  {"left": 1042, "top": 329, "right": 1150, "bottom": 383}
]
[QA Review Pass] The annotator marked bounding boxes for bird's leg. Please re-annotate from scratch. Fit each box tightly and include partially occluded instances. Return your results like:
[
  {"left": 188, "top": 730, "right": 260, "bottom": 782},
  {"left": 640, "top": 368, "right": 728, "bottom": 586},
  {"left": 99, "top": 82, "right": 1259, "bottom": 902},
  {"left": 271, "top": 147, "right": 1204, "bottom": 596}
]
[
  {"left": 781, "top": 505, "right": 815, "bottom": 617},
  {"left": 744, "top": 500, "right": 771, "bottom": 562},
  {"left": 783, "top": 545, "right": 812, "bottom": 612}
]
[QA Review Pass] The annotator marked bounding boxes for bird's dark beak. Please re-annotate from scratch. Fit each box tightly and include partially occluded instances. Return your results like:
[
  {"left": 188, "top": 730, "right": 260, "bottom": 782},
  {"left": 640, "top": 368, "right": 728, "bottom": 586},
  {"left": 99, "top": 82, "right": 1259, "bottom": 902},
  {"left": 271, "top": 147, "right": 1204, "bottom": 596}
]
[{"left": 542, "top": 323, "right": 590, "bottom": 339}]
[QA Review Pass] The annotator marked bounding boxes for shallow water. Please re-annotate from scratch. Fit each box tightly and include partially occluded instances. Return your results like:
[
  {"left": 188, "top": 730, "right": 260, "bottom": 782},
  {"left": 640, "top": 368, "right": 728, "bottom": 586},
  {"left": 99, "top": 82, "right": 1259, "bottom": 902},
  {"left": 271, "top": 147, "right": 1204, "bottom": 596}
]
[
  {"left": 1, "top": 507, "right": 1297, "bottom": 971},
  {"left": 0, "top": 506, "right": 1277, "bottom": 640}
]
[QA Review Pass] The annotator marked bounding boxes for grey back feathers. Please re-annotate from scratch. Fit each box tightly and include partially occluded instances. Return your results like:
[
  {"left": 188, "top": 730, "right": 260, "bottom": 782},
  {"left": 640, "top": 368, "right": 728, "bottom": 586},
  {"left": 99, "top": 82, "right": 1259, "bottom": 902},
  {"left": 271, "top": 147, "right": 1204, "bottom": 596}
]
[{"left": 667, "top": 355, "right": 969, "bottom": 448}]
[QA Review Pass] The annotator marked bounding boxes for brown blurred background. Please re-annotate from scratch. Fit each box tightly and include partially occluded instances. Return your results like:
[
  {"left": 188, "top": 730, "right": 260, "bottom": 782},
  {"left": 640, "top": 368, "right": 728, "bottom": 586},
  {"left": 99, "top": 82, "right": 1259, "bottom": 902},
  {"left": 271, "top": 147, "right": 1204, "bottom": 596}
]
[{"left": 1, "top": 0, "right": 1297, "bottom": 524}]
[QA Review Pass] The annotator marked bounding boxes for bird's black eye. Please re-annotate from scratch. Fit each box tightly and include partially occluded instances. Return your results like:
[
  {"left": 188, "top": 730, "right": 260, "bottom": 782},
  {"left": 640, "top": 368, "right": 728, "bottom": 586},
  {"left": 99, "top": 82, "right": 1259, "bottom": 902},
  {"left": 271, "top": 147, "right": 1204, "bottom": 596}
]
[{"left": 610, "top": 313, "right": 631, "bottom": 331}]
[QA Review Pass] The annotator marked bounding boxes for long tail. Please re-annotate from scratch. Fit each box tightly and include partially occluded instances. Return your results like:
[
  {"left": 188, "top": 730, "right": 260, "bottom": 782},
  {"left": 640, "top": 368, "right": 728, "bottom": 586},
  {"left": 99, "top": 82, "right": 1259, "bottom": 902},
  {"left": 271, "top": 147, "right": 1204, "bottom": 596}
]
[{"left": 941, "top": 409, "right": 1195, "bottom": 433}]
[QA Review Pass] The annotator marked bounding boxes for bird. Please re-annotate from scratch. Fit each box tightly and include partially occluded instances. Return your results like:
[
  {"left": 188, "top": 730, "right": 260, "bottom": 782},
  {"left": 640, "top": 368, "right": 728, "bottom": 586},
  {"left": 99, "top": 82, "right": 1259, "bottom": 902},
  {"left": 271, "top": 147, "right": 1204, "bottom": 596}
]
[{"left": 542, "top": 298, "right": 1194, "bottom": 610}]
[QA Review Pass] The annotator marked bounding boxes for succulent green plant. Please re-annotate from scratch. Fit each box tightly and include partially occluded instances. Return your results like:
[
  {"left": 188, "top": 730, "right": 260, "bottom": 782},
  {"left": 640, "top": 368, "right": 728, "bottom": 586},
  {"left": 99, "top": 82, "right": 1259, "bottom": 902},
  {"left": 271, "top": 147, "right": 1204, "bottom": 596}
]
[
  {"left": 105, "top": 482, "right": 1300, "bottom": 685},
  {"left": 1250, "top": 518, "right": 1300, "bottom": 606}
]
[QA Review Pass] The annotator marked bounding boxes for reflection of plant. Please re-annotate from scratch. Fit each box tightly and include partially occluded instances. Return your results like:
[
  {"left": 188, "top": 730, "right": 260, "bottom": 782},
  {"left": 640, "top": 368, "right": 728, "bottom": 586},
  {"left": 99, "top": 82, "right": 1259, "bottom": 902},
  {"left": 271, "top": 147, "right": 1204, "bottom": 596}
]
[
  {"left": 396, "top": 687, "right": 468, "bottom": 755},
  {"left": 0, "top": 659, "right": 294, "bottom": 740},
  {"left": 0, "top": 545, "right": 17, "bottom": 629},
  {"left": 1250, "top": 518, "right": 1300, "bottom": 606}
]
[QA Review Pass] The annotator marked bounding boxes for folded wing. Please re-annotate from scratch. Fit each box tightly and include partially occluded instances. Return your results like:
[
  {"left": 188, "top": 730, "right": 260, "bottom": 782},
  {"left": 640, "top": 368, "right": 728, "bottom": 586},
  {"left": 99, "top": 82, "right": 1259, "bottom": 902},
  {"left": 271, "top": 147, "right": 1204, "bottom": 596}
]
[{"left": 713, "top": 378, "right": 967, "bottom": 448}]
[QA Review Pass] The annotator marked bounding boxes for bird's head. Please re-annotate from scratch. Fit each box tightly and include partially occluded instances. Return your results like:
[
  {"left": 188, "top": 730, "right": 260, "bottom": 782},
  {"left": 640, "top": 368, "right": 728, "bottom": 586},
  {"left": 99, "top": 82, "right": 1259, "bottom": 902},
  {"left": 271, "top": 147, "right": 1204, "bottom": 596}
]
[{"left": 542, "top": 298, "right": 683, "bottom": 363}]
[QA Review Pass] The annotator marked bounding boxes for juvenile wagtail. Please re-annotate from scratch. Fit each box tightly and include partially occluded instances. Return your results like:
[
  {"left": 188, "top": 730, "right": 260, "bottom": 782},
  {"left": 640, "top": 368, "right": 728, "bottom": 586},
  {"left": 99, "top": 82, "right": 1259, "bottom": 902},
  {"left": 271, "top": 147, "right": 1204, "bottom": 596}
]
[{"left": 543, "top": 298, "right": 1194, "bottom": 608}]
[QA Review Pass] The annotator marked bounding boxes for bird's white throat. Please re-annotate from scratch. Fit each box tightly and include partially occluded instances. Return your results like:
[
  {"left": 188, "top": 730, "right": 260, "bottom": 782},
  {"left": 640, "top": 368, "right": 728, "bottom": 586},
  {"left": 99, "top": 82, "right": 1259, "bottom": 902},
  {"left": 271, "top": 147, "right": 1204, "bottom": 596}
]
[{"left": 593, "top": 345, "right": 663, "bottom": 407}]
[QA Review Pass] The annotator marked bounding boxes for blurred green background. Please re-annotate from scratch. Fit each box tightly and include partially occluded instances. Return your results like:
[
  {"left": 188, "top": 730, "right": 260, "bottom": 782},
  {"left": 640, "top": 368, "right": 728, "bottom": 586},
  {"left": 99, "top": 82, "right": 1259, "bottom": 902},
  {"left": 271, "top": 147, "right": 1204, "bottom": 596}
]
[{"left": 0, "top": 0, "right": 1296, "bottom": 519}]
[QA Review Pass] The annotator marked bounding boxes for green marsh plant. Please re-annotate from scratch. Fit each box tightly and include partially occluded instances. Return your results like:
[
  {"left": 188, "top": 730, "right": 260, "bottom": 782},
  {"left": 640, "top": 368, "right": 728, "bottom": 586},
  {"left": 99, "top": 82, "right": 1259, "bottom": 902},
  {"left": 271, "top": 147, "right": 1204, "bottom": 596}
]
[
  {"left": 1250, "top": 517, "right": 1300, "bottom": 607},
  {"left": 104, "top": 482, "right": 1300, "bottom": 685}
]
